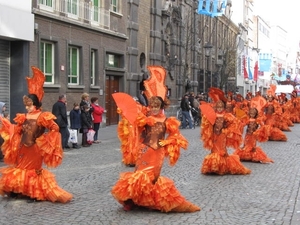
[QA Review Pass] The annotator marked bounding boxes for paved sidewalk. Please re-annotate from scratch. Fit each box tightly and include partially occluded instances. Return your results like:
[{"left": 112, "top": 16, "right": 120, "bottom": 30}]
[{"left": 1, "top": 124, "right": 300, "bottom": 224}]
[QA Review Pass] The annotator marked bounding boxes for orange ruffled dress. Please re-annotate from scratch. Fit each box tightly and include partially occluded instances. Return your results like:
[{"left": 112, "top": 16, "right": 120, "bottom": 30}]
[
  {"left": 111, "top": 116, "right": 200, "bottom": 213},
  {"left": 264, "top": 101, "right": 287, "bottom": 141},
  {"left": 234, "top": 118, "right": 273, "bottom": 163},
  {"left": 0, "top": 111, "right": 72, "bottom": 203},
  {"left": 200, "top": 113, "right": 251, "bottom": 175}
]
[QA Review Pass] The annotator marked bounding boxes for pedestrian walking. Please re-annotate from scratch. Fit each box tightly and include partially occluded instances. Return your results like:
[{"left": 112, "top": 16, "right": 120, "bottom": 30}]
[
  {"left": 180, "top": 94, "right": 193, "bottom": 129},
  {"left": 52, "top": 94, "right": 70, "bottom": 150}
]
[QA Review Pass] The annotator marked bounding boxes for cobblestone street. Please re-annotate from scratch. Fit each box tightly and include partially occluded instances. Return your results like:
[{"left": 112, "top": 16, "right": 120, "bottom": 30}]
[{"left": 1, "top": 124, "right": 300, "bottom": 225}]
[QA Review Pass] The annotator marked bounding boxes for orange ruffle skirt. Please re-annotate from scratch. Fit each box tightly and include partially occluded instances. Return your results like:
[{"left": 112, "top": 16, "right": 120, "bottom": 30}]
[
  {"left": 201, "top": 153, "right": 251, "bottom": 175},
  {"left": 111, "top": 170, "right": 200, "bottom": 213},
  {"left": 0, "top": 167, "right": 72, "bottom": 203}
]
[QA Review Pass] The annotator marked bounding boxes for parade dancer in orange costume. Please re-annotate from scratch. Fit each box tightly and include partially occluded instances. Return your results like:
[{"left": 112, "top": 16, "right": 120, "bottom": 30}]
[
  {"left": 286, "top": 90, "right": 300, "bottom": 123},
  {"left": 111, "top": 66, "right": 200, "bottom": 213},
  {"left": 263, "top": 86, "right": 287, "bottom": 142},
  {"left": 200, "top": 88, "right": 251, "bottom": 175},
  {"left": 0, "top": 67, "right": 72, "bottom": 203},
  {"left": 225, "top": 91, "right": 235, "bottom": 114},
  {"left": 234, "top": 96, "right": 273, "bottom": 163},
  {"left": 117, "top": 100, "right": 147, "bottom": 167},
  {"left": 277, "top": 93, "right": 293, "bottom": 131}
]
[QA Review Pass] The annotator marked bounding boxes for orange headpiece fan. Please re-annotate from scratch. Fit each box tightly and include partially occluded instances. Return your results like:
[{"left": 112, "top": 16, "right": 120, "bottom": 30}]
[
  {"left": 26, "top": 67, "right": 46, "bottom": 102},
  {"left": 208, "top": 87, "right": 226, "bottom": 103},
  {"left": 143, "top": 66, "right": 167, "bottom": 100},
  {"left": 267, "top": 84, "right": 276, "bottom": 97},
  {"left": 250, "top": 96, "right": 267, "bottom": 113}
]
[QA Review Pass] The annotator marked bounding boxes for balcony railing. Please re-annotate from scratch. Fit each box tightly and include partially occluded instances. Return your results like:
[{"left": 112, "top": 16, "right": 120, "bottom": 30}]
[{"left": 35, "top": 0, "right": 110, "bottom": 29}]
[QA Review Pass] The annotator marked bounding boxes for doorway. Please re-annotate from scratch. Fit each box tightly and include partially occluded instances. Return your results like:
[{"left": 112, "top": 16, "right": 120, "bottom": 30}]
[{"left": 105, "top": 76, "right": 120, "bottom": 125}]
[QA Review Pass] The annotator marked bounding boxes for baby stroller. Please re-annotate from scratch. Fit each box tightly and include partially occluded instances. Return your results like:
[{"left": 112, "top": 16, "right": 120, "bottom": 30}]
[
  {"left": 190, "top": 107, "right": 200, "bottom": 127},
  {"left": 177, "top": 108, "right": 200, "bottom": 129}
]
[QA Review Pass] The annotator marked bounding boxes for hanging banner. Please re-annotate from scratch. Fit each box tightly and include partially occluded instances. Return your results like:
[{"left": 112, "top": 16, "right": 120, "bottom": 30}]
[
  {"left": 197, "top": 0, "right": 227, "bottom": 17},
  {"left": 254, "top": 61, "right": 258, "bottom": 81},
  {"left": 248, "top": 58, "right": 253, "bottom": 80},
  {"left": 259, "top": 53, "right": 272, "bottom": 72},
  {"left": 243, "top": 56, "right": 248, "bottom": 79}
]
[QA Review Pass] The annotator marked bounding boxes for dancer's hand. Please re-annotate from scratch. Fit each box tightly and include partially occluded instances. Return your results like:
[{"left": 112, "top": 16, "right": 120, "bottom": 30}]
[{"left": 158, "top": 139, "right": 169, "bottom": 147}]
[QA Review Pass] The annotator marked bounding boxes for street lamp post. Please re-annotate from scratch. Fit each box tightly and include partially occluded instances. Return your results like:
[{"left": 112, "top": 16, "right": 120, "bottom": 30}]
[{"left": 204, "top": 44, "right": 213, "bottom": 92}]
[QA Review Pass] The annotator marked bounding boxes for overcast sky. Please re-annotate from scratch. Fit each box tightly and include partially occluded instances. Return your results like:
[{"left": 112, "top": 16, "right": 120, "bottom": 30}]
[{"left": 254, "top": 0, "right": 299, "bottom": 48}]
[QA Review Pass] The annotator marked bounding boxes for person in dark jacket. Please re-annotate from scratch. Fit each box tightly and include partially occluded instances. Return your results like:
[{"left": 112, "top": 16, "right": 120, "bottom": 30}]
[
  {"left": 52, "top": 94, "right": 70, "bottom": 150},
  {"left": 81, "top": 105, "right": 93, "bottom": 147},
  {"left": 180, "top": 94, "right": 193, "bottom": 129},
  {"left": 0, "top": 101, "right": 6, "bottom": 161},
  {"left": 69, "top": 103, "right": 81, "bottom": 149}
]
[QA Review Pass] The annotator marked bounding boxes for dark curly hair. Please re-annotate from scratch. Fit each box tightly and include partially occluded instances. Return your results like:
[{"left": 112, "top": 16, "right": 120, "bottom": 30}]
[{"left": 27, "top": 94, "right": 42, "bottom": 109}]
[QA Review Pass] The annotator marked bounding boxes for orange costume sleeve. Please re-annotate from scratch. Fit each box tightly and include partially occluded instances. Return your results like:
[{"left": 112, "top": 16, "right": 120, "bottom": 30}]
[
  {"left": 200, "top": 115, "right": 214, "bottom": 150},
  {"left": 0, "top": 114, "right": 24, "bottom": 165},
  {"left": 223, "top": 113, "right": 243, "bottom": 149},
  {"left": 163, "top": 117, "right": 188, "bottom": 166},
  {"left": 35, "top": 112, "right": 63, "bottom": 168}
]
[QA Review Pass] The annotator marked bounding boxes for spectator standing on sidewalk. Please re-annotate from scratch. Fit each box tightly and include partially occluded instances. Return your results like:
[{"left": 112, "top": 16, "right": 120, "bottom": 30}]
[
  {"left": 52, "top": 94, "right": 70, "bottom": 150},
  {"left": 180, "top": 94, "right": 193, "bottom": 129},
  {"left": 80, "top": 93, "right": 93, "bottom": 114},
  {"left": 81, "top": 105, "right": 93, "bottom": 147},
  {"left": 69, "top": 103, "right": 81, "bottom": 149},
  {"left": 90, "top": 97, "right": 105, "bottom": 143},
  {"left": 0, "top": 101, "right": 7, "bottom": 162}
]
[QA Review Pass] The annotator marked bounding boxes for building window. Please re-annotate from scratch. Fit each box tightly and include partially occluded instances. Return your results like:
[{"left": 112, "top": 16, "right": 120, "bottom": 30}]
[
  {"left": 39, "top": 0, "right": 54, "bottom": 12},
  {"left": 91, "top": 50, "right": 96, "bottom": 86},
  {"left": 91, "top": 0, "right": 100, "bottom": 22},
  {"left": 40, "top": 0, "right": 53, "bottom": 7},
  {"left": 67, "top": 0, "right": 78, "bottom": 18},
  {"left": 110, "top": 0, "right": 120, "bottom": 13},
  {"left": 106, "top": 53, "right": 122, "bottom": 68},
  {"left": 40, "top": 41, "right": 54, "bottom": 84},
  {"left": 68, "top": 46, "right": 80, "bottom": 85}
]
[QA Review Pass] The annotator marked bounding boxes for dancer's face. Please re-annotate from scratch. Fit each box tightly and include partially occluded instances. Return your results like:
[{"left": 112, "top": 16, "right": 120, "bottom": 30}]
[
  {"left": 26, "top": 104, "right": 36, "bottom": 113},
  {"left": 149, "top": 105, "right": 161, "bottom": 116}
]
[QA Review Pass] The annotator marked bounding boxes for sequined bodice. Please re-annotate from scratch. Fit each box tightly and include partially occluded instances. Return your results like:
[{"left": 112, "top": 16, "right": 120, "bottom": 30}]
[
  {"left": 142, "top": 121, "right": 166, "bottom": 149},
  {"left": 21, "top": 119, "right": 45, "bottom": 147}
]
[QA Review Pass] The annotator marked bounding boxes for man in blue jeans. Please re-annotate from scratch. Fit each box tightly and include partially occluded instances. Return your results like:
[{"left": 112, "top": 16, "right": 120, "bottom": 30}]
[{"left": 180, "top": 94, "right": 193, "bottom": 129}]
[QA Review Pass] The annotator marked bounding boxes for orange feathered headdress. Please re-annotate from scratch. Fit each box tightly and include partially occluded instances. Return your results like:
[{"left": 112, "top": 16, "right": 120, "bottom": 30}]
[
  {"left": 267, "top": 84, "right": 276, "bottom": 97},
  {"left": 208, "top": 87, "right": 227, "bottom": 103},
  {"left": 250, "top": 96, "right": 267, "bottom": 113},
  {"left": 143, "top": 66, "right": 167, "bottom": 100},
  {"left": 26, "top": 67, "right": 46, "bottom": 102}
]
